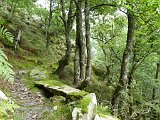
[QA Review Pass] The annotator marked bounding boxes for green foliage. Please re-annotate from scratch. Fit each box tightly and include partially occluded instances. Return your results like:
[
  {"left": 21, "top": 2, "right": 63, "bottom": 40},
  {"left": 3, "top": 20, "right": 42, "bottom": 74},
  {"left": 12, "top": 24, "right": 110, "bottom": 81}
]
[
  {"left": 47, "top": 104, "right": 72, "bottom": 120},
  {"left": 76, "top": 97, "right": 91, "bottom": 113},
  {"left": 0, "top": 49, "right": 14, "bottom": 82},
  {"left": 0, "top": 100, "right": 19, "bottom": 119},
  {"left": 0, "top": 26, "right": 14, "bottom": 82},
  {"left": 97, "top": 103, "right": 111, "bottom": 116},
  {"left": 67, "top": 91, "right": 88, "bottom": 101},
  {"left": 0, "top": 26, "right": 14, "bottom": 45}
]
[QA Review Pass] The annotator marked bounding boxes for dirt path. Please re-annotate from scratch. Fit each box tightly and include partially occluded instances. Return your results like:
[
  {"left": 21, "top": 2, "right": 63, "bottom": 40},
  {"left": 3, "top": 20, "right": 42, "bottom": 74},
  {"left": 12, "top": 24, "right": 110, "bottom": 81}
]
[{"left": 10, "top": 70, "right": 54, "bottom": 120}]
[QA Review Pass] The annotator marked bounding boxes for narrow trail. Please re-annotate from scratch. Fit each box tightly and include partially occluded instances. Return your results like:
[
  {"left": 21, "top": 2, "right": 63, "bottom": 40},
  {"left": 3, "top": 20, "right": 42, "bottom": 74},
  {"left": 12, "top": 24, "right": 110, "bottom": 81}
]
[{"left": 10, "top": 70, "right": 54, "bottom": 120}]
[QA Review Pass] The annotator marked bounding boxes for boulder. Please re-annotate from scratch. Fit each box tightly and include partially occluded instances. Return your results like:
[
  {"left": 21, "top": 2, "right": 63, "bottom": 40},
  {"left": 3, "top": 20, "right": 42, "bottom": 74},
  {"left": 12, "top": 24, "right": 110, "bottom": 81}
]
[
  {"left": 34, "top": 79, "right": 88, "bottom": 100},
  {"left": 29, "top": 67, "right": 48, "bottom": 80},
  {"left": 0, "top": 90, "right": 8, "bottom": 101},
  {"left": 72, "top": 93, "right": 97, "bottom": 120}
]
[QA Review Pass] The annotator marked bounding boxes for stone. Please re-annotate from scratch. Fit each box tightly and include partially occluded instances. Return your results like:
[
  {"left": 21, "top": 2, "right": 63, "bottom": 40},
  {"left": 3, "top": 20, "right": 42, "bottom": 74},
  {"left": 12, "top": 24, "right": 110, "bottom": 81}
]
[
  {"left": 0, "top": 90, "right": 8, "bottom": 101},
  {"left": 18, "top": 70, "right": 29, "bottom": 75},
  {"left": 34, "top": 79, "right": 88, "bottom": 100},
  {"left": 72, "top": 93, "right": 97, "bottom": 120},
  {"left": 29, "top": 67, "right": 48, "bottom": 80},
  {"left": 94, "top": 114, "right": 119, "bottom": 120},
  {"left": 72, "top": 107, "right": 82, "bottom": 120}
]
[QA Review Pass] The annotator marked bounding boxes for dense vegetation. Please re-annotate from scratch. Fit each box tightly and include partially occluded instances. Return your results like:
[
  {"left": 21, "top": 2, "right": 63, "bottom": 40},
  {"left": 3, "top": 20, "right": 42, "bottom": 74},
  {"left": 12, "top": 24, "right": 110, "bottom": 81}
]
[{"left": 0, "top": 0, "right": 160, "bottom": 120}]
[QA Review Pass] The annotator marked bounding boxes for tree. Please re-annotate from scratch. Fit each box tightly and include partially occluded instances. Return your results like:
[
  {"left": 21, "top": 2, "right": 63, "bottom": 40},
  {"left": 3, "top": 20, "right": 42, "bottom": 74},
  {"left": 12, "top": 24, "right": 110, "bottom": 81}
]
[
  {"left": 111, "top": 4, "right": 135, "bottom": 115},
  {"left": 73, "top": 0, "right": 85, "bottom": 84},
  {"left": 85, "top": 0, "right": 91, "bottom": 82},
  {"left": 54, "top": 0, "right": 75, "bottom": 76},
  {"left": 46, "top": 0, "right": 54, "bottom": 50}
]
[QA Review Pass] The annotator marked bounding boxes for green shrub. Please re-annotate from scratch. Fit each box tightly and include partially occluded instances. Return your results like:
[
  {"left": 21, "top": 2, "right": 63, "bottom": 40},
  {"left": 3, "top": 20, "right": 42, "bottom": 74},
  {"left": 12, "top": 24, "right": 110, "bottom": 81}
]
[{"left": 0, "top": 100, "right": 19, "bottom": 119}]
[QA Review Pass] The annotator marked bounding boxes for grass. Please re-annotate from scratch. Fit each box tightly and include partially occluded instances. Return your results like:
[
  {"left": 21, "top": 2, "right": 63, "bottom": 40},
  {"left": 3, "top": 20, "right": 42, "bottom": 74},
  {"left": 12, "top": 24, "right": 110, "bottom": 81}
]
[{"left": 43, "top": 104, "right": 73, "bottom": 120}]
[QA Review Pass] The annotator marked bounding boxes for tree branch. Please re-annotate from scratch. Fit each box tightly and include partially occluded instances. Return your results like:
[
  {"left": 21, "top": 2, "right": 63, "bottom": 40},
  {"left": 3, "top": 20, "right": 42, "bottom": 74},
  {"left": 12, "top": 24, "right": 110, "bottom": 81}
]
[
  {"left": 90, "top": 3, "right": 116, "bottom": 11},
  {"left": 134, "top": 52, "right": 151, "bottom": 70},
  {"left": 59, "top": 15, "right": 66, "bottom": 26},
  {"left": 110, "top": 47, "right": 122, "bottom": 63}
]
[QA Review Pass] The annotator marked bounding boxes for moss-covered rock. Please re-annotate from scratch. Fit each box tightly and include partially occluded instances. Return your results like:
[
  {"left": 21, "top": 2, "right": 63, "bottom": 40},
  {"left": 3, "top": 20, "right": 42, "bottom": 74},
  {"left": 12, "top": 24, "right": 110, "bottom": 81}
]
[
  {"left": 50, "top": 95, "right": 66, "bottom": 105},
  {"left": 34, "top": 79, "right": 88, "bottom": 100},
  {"left": 72, "top": 93, "right": 97, "bottom": 120},
  {"left": 29, "top": 67, "right": 48, "bottom": 80}
]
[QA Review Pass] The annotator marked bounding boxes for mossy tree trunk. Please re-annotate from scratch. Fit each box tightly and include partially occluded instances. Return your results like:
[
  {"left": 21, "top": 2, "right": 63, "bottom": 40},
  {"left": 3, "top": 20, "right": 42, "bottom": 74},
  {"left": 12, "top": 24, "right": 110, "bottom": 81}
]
[
  {"left": 54, "top": 0, "right": 75, "bottom": 75},
  {"left": 74, "top": 45, "right": 80, "bottom": 85},
  {"left": 73, "top": 0, "right": 85, "bottom": 84},
  {"left": 85, "top": 0, "right": 91, "bottom": 82},
  {"left": 76, "top": 0, "right": 91, "bottom": 90},
  {"left": 111, "top": 6, "right": 135, "bottom": 115}
]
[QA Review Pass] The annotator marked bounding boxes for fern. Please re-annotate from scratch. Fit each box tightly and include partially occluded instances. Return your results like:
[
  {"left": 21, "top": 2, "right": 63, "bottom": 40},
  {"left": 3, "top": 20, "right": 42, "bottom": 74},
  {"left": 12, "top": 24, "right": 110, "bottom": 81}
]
[
  {"left": 0, "top": 26, "right": 14, "bottom": 82},
  {"left": 0, "top": 26, "right": 14, "bottom": 43}
]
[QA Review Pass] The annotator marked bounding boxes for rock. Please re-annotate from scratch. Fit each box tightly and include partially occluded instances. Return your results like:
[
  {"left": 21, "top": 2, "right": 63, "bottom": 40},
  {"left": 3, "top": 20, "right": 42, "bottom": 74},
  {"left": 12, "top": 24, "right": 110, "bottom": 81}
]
[
  {"left": 94, "top": 114, "right": 119, "bottom": 120},
  {"left": 0, "top": 90, "right": 8, "bottom": 101},
  {"left": 72, "top": 107, "right": 82, "bottom": 120},
  {"left": 72, "top": 93, "right": 97, "bottom": 120},
  {"left": 34, "top": 79, "right": 88, "bottom": 100},
  {"left": 18, "top": 70, "right": 29, "bottom": 75},
  {"left": 29, "top": 68, "right": 48, "bottom": 80}
]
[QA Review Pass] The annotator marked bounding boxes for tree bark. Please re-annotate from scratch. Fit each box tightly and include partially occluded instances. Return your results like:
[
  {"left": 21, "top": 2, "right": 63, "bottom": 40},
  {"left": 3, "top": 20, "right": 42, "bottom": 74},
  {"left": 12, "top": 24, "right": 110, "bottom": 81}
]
[
  {"left": 74, "top": 45, "right": 80, "bottom": 85},
  {"left": 151, "top": 63, "right": 159, "bottom": 120},
  {"left": 76, "top": 0, "right": 85, "bottom": 81},
  {"left": 46, "top": 0, "right": 53, "bottom": 50},
  {"left": 111, "top": 8, "right": 135, "bottom": 114},
  {"left": 54, "top": 0, "right": 74, "bottom": 75},
  {"left": 14, "top": 29, "right": 22, "bottom": 53},
  {"left": 127, "top": 53, "right": 137, "bottom": 119},
  {"left": 85, "top": 0, "right": 91, "bottom": 81}
]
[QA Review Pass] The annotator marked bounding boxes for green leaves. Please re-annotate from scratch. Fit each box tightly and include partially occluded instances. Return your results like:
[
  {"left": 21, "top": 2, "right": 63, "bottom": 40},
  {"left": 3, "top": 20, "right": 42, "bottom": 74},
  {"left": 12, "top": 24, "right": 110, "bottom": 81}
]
[
  {"left": 0, "top": 26, "right": 14, "bottom": 46},
  {"left": 0, "top": 100, "right": 19, "bottom": 118},
  {"left": 0, "top": 26, "right": 14, "bottom": 44},
  {"left": 0, "top": 26, "right": 14, "bottom": 82},
  {"left": 0, "top": 49, "right": 14, "bottom": 82}
]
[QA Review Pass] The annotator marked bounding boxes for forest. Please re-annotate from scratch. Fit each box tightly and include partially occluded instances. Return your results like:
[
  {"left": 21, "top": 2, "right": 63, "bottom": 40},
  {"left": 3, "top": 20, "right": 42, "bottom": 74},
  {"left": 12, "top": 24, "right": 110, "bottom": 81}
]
[{"left": 0, "top": 0, "right": 160, "bottom": 120}]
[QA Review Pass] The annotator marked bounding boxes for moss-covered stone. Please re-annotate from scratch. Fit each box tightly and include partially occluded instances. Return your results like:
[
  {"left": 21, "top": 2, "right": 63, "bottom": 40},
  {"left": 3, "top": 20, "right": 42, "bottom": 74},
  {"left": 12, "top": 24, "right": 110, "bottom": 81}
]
[
  {"left": 50, "top": 95, "right": 66, "bottom": 105},
  {"left": 34, "top": 79, "right": 89, "bottom": 101},
  {"left": 35, "top": 79, "right": 65, "bottom": 87},
  {"left": 76, "top": 97, "right": 92, "bottom": 113},
  {"left": 67, "top": 91, "right": 88, "bottom": 101}
]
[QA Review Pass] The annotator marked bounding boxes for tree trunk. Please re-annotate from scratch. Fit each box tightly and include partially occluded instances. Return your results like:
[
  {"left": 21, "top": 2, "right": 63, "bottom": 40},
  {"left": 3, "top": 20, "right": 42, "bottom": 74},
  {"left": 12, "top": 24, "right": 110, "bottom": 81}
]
[
  {"left": 85, "top": 0, "right": 91, "bottom": 81},
  {"left": 151, "top": 63, "right": 159, "bottom": 120},
  {"left": 111, "top": 8, "right": 135, "bottom": 115},
  {"left": 76, "top": 0, "right": 85, "bottom": 81},
  {"left": 14, "top": 29, "right": 22, "bottom": 53},
  {"left": 74, "top": 45, "right": 80, "bottom": 85},
  {"left": 127, "top": 53, "right": 137, "bottom": 119},
  {"left": 54, "top": 0, "right": 74, "bottom": 75},
  {"left": 46, "top": 0, "right": 53, "bottom": 50}
]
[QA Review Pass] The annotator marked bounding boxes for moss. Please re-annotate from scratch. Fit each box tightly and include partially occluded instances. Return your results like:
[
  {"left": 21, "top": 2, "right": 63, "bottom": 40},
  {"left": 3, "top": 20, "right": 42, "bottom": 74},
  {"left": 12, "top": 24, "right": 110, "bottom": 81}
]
[
  {"left": 67, "top": 91, "right": 88, "bottom": 101},
  {"left": 50, "top": 95, "right": 66, "bottom": 105},
  {"left": 44, "top": 104, "right": 73, "bottom": 120},
  {"left": 98, "top": 113, "right": 106, "bottom": 118},
  {"left": 97, "top": 103, "right": 111, "bottom": 117},
  {"left": 35, "top": 79, "right": 65, "bottom": 87},
  {"left": 76, "top": 97, "right": 91, "bottom": 113}
]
